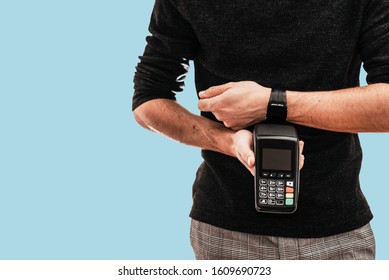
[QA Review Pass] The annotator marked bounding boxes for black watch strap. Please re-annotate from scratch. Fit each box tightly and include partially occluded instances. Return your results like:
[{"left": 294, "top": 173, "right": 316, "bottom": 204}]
[{"left": 266, "top": 88, "right": 287, "bottom": 123}]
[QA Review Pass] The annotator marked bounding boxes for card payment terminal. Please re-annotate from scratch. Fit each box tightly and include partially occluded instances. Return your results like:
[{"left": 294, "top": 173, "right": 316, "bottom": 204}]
[{"left": 253, "top": 124, "right": 300, "bottom": 214}]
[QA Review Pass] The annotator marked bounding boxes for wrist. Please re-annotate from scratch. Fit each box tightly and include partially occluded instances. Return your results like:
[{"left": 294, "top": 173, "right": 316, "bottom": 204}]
[
  {"left": 206, "top": 122, "right": 236, "bottom": 157},
  {"left": 285, "top": 90, "right": 302, "bottom": 122},
  {"left": 253, "top": 86, "right": 271, "bottom": 123}
]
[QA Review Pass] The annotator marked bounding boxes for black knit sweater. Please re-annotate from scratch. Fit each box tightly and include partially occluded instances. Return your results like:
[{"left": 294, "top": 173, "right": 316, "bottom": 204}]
[{"left": 133, "top": 0, "right": 389, "bottom": 237}]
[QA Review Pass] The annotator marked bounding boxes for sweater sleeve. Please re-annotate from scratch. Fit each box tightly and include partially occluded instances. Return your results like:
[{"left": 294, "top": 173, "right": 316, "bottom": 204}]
[
  {"left": 358, "top": 0, "right": 389, "bottom": 84},
  {"left": 132, "top": 0, "right": 199, "bottom": 110}
]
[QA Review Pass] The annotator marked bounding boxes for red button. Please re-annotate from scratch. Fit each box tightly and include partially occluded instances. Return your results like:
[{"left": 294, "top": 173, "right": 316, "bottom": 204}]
[{"left": 286, "top": 187, "right": 294, "bottom": 193}]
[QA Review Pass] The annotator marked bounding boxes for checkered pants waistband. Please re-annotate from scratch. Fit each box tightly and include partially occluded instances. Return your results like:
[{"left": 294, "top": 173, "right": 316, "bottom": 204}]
[{"left": 190, "top": 219, "right": 375, "bottom": 260}]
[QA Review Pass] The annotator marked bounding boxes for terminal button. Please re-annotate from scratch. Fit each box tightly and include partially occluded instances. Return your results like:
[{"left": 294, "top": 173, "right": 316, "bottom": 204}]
[
  {"left": 259, "top": 192, "right": 267, "bottom": 198},
  {"left": 276, "top": 200, "right": 284, "bottom": 205},
  {"left": 286, "top": 193, "right": 294, "bottom": 199},
  {"left": 268, "top": 192, "right": 276, "bottom": 198},
  {"left": 285, "top": 199, "right": 294, "bottom": 206},
  {"left": 268, "top": 180, "right": 276, "bottom": 186},
  {"left": 259, "top": 199, "right": 267, "bottom": 205},
  {"left": 276, "top": 180, "right": 285, "bottom": 187},
  {"left": 276, "top": 193, "right": 284, "bottom": 199},
  {"left": 268, "top": 199, "right": 276, "bottom": 205},
  {"left": 286, "top": 187, "right": 294, "bottom": 193},
  {"left": 262, "top": 171, "right": 269, "bottom": 177},
  {"left": 260, "top": 179, "right": 268, "bottom": 185}
]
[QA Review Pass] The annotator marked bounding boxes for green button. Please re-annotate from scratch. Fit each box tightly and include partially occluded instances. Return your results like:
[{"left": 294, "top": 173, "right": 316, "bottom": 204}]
[{"left": 285, "top": 199, "right": 294, "bottom": 206}]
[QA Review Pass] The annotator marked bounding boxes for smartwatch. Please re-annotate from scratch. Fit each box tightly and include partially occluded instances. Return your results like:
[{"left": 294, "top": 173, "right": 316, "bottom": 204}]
[{"left": 266, "top": 88, "right": 287, "bottom": 123}]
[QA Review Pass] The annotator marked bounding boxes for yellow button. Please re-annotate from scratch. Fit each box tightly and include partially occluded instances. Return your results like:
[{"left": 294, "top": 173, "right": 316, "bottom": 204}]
[{"left": 286, "top": 193, "right": 294, "bottom": 199}]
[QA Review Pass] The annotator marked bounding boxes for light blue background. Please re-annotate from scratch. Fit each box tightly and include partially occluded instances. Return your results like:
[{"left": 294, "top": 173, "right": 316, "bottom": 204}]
[{"left": 0, "top": 1, "right": 388, "bottom": 260}]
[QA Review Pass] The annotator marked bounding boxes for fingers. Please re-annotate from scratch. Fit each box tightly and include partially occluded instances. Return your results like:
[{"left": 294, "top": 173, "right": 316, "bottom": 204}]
[
  {"left": 299, "top": 141, "right": 305, "bottom": 170},
  {"left": 238, "top": 149, "right": 255, "bottom": 176},
  {"left": 233, "top": 130, "right": 255, "bottom": 176},
  {"left": 238, "top": 149, "right": 255, "bottom": 168},
  {"left": 198, "top": 82, "right": 234, "bottom": 99},
  {"left": 198, "top": 82, "right": 234, "bottom": 112},
  {"left": 198, "top": 96, "right": 218, "bottom": 112}
]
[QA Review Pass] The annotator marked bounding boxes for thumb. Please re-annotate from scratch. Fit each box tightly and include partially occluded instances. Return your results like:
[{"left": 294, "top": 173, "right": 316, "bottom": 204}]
[
  {"left": 239, "top": 144, "right": 255, "bottom": 167},
  {"left": 247, "top": 152, "right": 255, "bottom": 167}
]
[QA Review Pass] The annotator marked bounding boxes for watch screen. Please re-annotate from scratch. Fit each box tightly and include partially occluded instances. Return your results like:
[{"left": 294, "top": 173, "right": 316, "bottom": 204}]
[{"left": 262, "top": 148, "right": 292, "bottom": 171}]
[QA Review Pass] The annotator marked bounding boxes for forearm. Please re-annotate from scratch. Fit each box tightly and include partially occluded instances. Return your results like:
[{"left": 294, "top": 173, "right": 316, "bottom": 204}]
[
  {"left": 287, "top": 83, "right": 389, "bottom": 133},
  {"left": 133, "top": 98, "right": 235, "bottom": 156}
]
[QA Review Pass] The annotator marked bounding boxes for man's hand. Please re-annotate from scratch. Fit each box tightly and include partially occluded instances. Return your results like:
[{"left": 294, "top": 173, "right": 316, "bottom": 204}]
[
  {"left": 232, "top": 129, "right": 305, "bottom": 176},
  {"left": 198, "top": 82, "right": 389, "bottom": 133},
  {"left": 198, "top": 81, "right": 271, "bottom": 130}
]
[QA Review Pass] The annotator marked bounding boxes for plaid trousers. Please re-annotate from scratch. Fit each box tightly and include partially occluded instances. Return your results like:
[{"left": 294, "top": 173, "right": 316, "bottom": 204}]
[{"left": 190, "top": 219, "right": 375, "bottom": 260}]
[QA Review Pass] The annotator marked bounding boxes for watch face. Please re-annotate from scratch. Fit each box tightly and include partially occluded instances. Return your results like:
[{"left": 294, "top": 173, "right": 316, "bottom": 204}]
[{"left": 267, "top": 104, "right": 287, "bottom": 123}]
